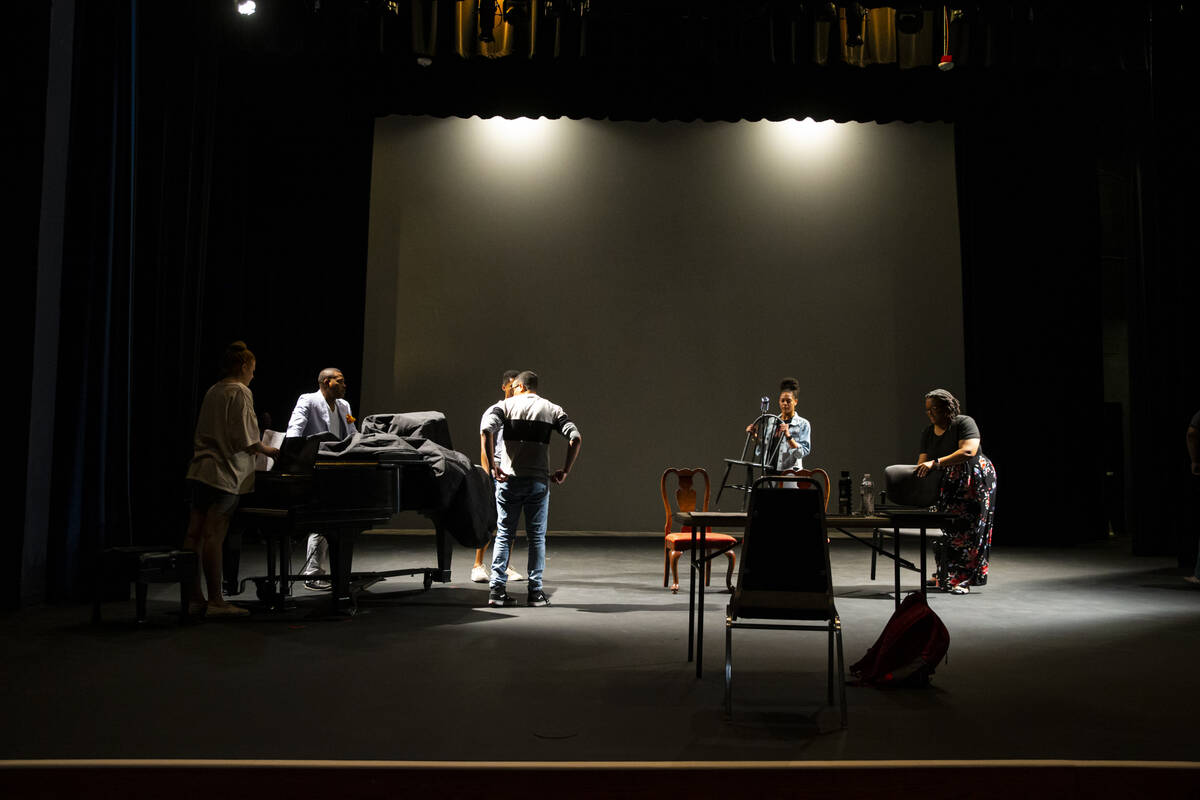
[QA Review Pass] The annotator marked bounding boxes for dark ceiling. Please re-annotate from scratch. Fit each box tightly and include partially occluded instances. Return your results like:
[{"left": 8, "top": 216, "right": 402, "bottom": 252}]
[{"left": 204, "top": 1, "right": 1162, "bottom": 122}]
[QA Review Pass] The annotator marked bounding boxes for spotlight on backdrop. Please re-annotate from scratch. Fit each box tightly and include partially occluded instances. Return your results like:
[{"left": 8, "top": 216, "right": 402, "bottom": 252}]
[
  {"left": 236, "top": 0, "right": 257, "bottom": 15},
  {"left": 470, "top": 116, "right": 560, "bottom": 168}
]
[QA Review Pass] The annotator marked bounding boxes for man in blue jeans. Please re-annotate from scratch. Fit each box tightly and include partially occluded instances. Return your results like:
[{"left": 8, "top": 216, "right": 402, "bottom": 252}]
[{"left": 480, "top": 370, "right": 582, "bottom": 607}]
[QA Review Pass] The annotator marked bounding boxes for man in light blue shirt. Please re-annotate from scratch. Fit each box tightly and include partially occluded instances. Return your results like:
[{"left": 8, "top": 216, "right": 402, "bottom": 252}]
[{"left": 286, "top": 367, "right": 357, "bottom": 590}]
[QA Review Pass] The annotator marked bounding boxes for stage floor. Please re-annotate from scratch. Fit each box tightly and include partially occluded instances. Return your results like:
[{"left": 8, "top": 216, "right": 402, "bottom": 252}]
[{"left": 2, "top": 534, "right": 1197, "bottom": 763}]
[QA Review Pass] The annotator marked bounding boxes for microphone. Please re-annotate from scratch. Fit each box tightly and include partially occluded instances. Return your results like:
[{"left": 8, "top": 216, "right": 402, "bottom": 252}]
[{"left": 760, "top": 396, "right": 770, "bottom": 413}]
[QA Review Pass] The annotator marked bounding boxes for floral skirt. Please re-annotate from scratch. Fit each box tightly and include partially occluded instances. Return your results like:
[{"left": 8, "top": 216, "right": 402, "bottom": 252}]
[{"left": 934, "top": 454, "right": 997, "bottom": 589}]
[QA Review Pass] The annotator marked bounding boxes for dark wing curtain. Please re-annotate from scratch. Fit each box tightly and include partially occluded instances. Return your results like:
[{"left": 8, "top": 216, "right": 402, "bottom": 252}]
[
  {"left": 20, "top": 0, "right": 374, "bottom": 607},
  {"left": 32, "top": 0, "right": 220, "bottom": 604},
  {"left": 954, "top": 115, "right": 1107, "bottom": 545}
]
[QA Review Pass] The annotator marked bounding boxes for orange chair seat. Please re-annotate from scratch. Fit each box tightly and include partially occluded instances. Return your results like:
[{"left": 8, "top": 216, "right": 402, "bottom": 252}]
[{"left": 665, "top": 532, "right": 738, "bottom": 548}]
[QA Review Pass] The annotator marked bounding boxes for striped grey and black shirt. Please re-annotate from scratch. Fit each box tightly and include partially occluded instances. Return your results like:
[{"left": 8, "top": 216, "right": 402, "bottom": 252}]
[{"left": 480, "top": 393, "right": 581, "bottom": 480}]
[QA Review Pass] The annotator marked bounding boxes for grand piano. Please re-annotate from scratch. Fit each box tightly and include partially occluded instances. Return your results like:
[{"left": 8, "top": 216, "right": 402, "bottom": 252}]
[{"left": 225, "top": 412, "right": 495, "bottom": 614}]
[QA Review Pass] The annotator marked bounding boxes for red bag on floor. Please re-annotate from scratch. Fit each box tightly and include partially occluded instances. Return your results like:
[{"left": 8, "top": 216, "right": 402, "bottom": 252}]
[{"left": 849, "top": 592, "right": 949, "bottom": 687}]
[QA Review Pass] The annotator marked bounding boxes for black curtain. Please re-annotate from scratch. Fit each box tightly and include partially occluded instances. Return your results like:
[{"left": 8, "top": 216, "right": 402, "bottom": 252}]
[
  {"left": 955, "top": 113, "right": 1107, "bottom": 545},
  {"left": 26, "top": 0, "right": 373, "bottom": 605},
  {"left": 1126, "top": 7, "right": 1200, "bottom": 562}
]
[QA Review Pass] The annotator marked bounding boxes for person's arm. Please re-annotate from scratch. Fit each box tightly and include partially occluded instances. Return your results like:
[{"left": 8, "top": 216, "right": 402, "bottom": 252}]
[
  {"left": 248, "top": 440, "right": 280, "bottom": 458},
  {"left": 1187, "top": 424, "right": 1199, "bottom": 476},
  {"left": 552, "top": 435, "right": 582, "bottom": 485},
  {"left": 915, "top": 438, "right": 980, "bottom": 476},
  {"left": 285, "top": 396, "right": 308, "bottom": 437},
  {"left": 480, "top": 431, "right": 505, "bottom": 481},
  {"left": 786, "top": 418, "right": 811, "bottom": 459},
  {"left": 480, "top": 404, "right": 506, "bottom": 480}
]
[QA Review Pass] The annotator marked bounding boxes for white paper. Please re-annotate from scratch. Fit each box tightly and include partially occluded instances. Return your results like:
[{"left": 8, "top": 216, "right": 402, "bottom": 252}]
[{"left": 256, "top": 429, "right": 285, "bottom": 472}]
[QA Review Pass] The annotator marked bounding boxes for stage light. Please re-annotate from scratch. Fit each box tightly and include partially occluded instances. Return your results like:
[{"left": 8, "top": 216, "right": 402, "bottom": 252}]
[
  {"left": 504, "top": 0, "right": 530, "bottom": 24},
  {"left": 236, "top": 0, "right": 256, "bottom": 15},
  {"left": 845, "top": 2, "right": 866, "bottom": 47},
  {"left": 479, "top": 0, "right": 498, "bottom": 43},
  {"left": 896, "top": 7, "right": 923, "bottom": 35}
]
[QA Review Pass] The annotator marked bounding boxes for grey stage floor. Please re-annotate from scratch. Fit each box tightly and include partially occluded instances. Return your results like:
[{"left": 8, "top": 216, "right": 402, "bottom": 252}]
[{"left": 2, "top": 534, "right": 1198, "bottom": 763}]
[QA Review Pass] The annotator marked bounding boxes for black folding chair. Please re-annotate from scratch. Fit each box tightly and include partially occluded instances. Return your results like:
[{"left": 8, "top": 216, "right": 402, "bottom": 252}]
[
  {"left": 725, "top": 475, "right": 846, "bottom": 727},
  {"left": 869, "top": 464, "right": 948, "bottom": 589}
]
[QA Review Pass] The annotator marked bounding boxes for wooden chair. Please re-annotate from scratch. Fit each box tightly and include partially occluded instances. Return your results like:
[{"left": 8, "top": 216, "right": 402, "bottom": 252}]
[
  {"left": 725, "top": 474, "right": 846, "bottom": 727},
  {"left": 662, "top": 468, "right": 736, "bottom": 594},
  {"left": 778, "top": 467, "right": 831, "bottom": 511}
]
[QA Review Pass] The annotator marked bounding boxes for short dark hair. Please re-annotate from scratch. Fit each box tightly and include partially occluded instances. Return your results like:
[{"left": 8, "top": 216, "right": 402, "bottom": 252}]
[
  {"left": 924, "top": 388, "right": 962, "bottom": 417},
  {"left": 514, "top": 370, "right": 539, "bottom": 391},
  {"left": 501, "top": 370, "right": 520, "bottom": 385},
  {"left": 220, "top": 341, "right": 255, "bottom": 377},
  {"left": 318, "top": 367, "right": 342, "bottom": 386}
]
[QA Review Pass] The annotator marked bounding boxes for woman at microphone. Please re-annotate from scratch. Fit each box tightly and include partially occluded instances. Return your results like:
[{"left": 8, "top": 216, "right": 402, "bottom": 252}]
[{"left": 745, "top": 377, "right": 811, "bottom": 472}]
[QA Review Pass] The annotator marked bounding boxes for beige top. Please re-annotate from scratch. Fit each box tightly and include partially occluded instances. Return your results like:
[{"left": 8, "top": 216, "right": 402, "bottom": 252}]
[{"left": 185, "top": 380, "right": 260, "bottom": 494}]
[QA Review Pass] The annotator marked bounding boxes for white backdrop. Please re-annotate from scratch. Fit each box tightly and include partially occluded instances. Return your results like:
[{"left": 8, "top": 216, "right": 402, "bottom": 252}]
[{"left": 364, "top": 116, "right": 963, "bottom": 531}]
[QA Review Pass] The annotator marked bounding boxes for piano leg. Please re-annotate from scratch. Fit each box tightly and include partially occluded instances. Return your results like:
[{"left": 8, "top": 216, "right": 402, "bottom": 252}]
[
  {"left": 432, "top": 518, "right": 454, "bottom": 587},
  {"left": 326, "top": 527, "right": 357, "bottom": 615}
]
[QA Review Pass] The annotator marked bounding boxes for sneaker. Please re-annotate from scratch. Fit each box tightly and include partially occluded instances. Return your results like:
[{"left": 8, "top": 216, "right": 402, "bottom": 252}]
[
  {"left": 527, "top": 589, "right": 551, "bottom": 607},
  {"left": 470, "top": 565, "right": 490, "bottom": 583},
  {"left": 488, "top": 589, "right": 517, "bottom": 608},
  {"left": 506, "top": 566, "right": 525, "bottom": 581},
  {"left": 305, "top": 578, "right": 332, "bottom": 591}
]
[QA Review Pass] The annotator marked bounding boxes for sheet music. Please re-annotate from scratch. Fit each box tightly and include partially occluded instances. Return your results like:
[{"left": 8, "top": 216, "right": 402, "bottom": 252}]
[{"left": 256, "top": 429, "right": 284, "bottom": 472}]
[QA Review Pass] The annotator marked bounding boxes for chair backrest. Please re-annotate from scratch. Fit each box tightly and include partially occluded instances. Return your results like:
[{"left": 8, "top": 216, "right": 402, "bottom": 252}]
[
  {"left": 735, "top": 475, "right": 831, "bottom": 599},
  {"left": 883, "top": 464, "right": 940, "bottom": 507},
  {"left": 778, "top": 467, "right": 831, "bottom": 511},
  {"left": 661, "top": 467, "right": 710, "bottom": 535}
]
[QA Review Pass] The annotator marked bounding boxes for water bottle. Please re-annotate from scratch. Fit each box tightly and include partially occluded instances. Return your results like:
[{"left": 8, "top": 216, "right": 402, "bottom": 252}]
[
  {"left": 861, "top": 473, "right": 875, "bottom": 515},
  {"left": 838, "top": 471, "right": 852, "bottom": 515}
]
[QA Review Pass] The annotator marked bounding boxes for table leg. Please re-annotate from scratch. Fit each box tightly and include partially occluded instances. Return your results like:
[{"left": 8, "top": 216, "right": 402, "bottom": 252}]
[
  {"left": 893, "top": 524, "right": 901, "bottom": 611},
  {"left": 687, "top": 525, "right": 696, "bottom": 663},
  {"left": 697, "top": 524, "right": 706, "bottom": 678},
  {"left": 919, "top": 527, "right": 927, "bottom": 602}
]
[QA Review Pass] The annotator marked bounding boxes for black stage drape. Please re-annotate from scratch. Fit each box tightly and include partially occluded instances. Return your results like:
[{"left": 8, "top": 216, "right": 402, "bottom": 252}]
[
  {"left": 954, "top": 115, "right": 1107, "bottom": 545},
  {"left": 17, "top": 0, "right": 1196, "bottom": 607},
  {"left": 22, "top": 0, "right": 373, "bottom": 606}
]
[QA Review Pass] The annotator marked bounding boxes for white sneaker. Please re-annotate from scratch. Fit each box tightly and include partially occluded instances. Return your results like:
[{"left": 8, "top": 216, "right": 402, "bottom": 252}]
[
  {"left": 470, "top": 565, "right": 490, "bottom": 583},
  {"left": 506, "top": 566, "right": 525, "bottom": 581}
]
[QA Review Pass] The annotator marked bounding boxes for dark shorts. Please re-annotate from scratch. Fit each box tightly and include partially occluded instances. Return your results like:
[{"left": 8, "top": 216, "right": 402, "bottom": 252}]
[{"left": 187, "top": 479, "right": 240, "bottom": 515}]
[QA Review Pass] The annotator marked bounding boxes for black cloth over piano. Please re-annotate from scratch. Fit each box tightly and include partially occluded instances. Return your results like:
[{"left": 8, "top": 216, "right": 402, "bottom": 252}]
[{"left": 229, "top": 412, "right": 496, "bottom": 612}]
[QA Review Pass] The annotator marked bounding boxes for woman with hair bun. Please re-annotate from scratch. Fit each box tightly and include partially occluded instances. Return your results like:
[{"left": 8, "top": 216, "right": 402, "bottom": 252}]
[
  {"left": 914, "top": 388, "right": 997, "bottom": 594},
  {"left": 182, "top": 341, "right": 279, "bottom": 618}
]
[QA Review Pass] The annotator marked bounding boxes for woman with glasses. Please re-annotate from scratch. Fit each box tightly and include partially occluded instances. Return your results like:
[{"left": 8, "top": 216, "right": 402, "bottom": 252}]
[{"left": 914, "top": 388, "right": 997, "bottom": 594}]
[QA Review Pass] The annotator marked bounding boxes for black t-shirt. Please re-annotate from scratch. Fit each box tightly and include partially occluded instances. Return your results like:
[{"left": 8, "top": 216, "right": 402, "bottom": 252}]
[{"left": 920, "top": 415, "right": 982, "bottom": 460}]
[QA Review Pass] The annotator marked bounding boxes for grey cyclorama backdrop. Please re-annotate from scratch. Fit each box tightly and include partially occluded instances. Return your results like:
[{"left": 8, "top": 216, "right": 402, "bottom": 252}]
[{"left": 364, "top": 116, "right": 964, "bottom": 532}]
